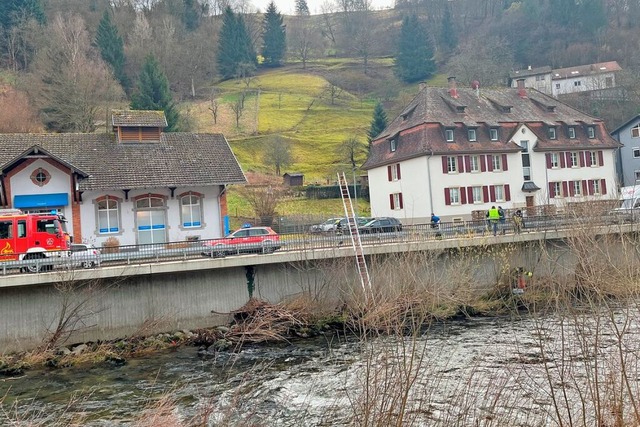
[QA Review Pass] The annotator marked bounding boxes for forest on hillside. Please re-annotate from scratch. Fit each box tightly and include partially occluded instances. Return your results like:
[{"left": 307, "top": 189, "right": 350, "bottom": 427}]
[{"left": 1, "top": 0, "right": 640, "bottom": 134}]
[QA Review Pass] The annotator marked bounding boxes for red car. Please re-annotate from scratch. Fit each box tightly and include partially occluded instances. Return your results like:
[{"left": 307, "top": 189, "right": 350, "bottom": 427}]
[{"left": 203, "top": 226, "right": 280, "bottom": 257}]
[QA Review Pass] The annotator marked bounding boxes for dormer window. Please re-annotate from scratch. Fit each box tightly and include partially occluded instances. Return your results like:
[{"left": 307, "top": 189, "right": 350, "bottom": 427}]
[
  {"left": 468, "top": 129, "right": 477, "bottom": 142},
  {"left": 548, "top": 127, "right": 557, "bottom": 140},
  {"left": 445, "top": 129, "right": 454, "bottom": 142},
  {"left": 587, "top": 126, "right": 595, "bottom": 138},
  {"left": 568, "top": 127, "right": 576, "bottom": 139},
  {"left": 490, "top": 128, "right": 498, "bottom": 141},
  {"left": 390, "top": 138, "right": 397, "bottom": 152}
]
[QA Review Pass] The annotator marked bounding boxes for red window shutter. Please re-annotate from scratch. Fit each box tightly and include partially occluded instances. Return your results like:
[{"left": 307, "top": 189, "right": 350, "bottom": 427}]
[
  {"left": 460, "top": 187, "right": 467, "bottom": 204},
  {"left": 467, "top": 187, "right": 473, "bottom": 203},
  {"left": 601, "top": 180, "right": 607, "bottom": 195},
  {"left": 458, "top": 156, "right": 464, "bottom": 173},
  {"left": 582, "top": 180, "right": 588, "bottom": 195},
  {"left": 465, "top": 155, "right": 471, "bottom": 172},
  {"left": 579, "top": 151, "right": 585, "bottom": 167},
  {"left": 399, "top": 193, "right": 404, "bottom": 209},
  {"left": 502, "top": 154, "right": 508, "bottom": 171},
  {"left": 444, "top": 188, "right": 451, "bottom": 205},
  {"left": 505, "top": 184, "right": 511, "bottom": 201},
  {"left": 396, "top": 164, "right": 401, "bottom": 179},
  {"left": 487, "top": 156, "right": 494, "bottom": 172},
  {"left": 562, "top": 181, "right": 569, "bottom": 197},
  {"left": 560, "top": 152, "right": 566, "bottom": 168},
  {"left": 480, "top": 155, "right": 487, "bottom": 172},
  {"left": 569, "top": 181, "right": 575, "bottom": 197},
  {"left": 389, "top": 194, "right": 394, "bottom": 209},
  {"left": 549, "top": 182, "right": 555, "bottom": 198},
  {"left": 489, "top": 185, "right": 496, "bottom": 202},
  {"left": 442, "top": 156, "right": 448, "bottom": 173},
  {"left": 588, "top": 180, "right": 594, "bottom": 195},
  {"left": 598, "top": 151, "right": 604, "bottom": 166},
  {"left": 546, "top": 153, "right": 552, "bottom": 169},
  {"left": 387, "top": 165, "right": 392, "bottom": 181},
  {"left": 482, "top": 186, "right": 489, "bottom": 202}
]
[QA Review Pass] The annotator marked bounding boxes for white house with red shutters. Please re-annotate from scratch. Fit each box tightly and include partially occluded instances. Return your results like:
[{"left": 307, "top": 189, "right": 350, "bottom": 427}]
[{"left": 362, "top": 79, "right": 621, "bottom": 224}]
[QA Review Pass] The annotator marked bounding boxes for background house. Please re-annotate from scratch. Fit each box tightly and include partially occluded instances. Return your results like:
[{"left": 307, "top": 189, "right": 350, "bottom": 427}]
[
  {"left": 510, "top": 61, "right": 621, "bottom": 97},
  {"left": 0, "top": 111, "right": 246, "bottom": 247},
  {"left": 611, "top": 115, "right": 640, "bottom": 187},
  {"left": 363, "top": 79, "right": 620, "bottom": 224}
]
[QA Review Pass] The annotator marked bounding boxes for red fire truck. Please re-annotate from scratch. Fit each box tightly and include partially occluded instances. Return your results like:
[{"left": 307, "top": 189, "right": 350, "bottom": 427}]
[{"left": 0, "top": 209, "right": 71, "bottom": 272}]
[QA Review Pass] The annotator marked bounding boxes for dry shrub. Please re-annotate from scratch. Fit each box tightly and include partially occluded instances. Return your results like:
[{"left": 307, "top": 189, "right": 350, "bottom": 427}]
[
  {"left": 133, "top": 394, "right": 183, "bottom": 427},
  {"left": 0, "top": 87, "right": 41, "bottom": 133},
  {"left": 101, "top": 236, "right": 120, "bottom": 254}
]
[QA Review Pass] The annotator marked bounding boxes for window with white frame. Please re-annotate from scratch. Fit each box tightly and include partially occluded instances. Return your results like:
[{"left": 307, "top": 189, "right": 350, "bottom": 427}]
[
  {"left": 550, "top": 152, "right": 559, "bottom": 168},
  {"left": 449, "top": 188, "right": 460, "bottom": 204},
  {"left": 592, "top": 179, "right": 601, "bottom": 195},
  {"left": 635, "top": 171, "right": 640, "bottom": 182},
  {"left": 97, "top": 196, "right": 120, "bottom": 234},
  {"left": 390, "top": 138, "right": 396, "bottom": 152},
  {"left": 470, "top": 155, "right": 480, "bottom": 172},
  {"left": 588, "top": 126, "right": 595, "bottom": 138},
  {"left": 548, "top": 127, "right": 556, "bottom": 139},
  {"left": 574, "top": 81, "right": 581, "bottom": 87},
  {"left": 390, "top": 163, "right": 400, "bottom": 180},
  {"left": 632, "top": 125, "right": 640, "bottom": 138},
  {"left": 494, "top": 185, "right": 504, "bottom": 202},
  {"left": 570, "top": 152, "right": 579, "bottom": 167},
  {"left": 555, "top": 83, "right": 560, "bottom": 89},
  {"left": 472, "top": 186, "right": 483, "bottom": 203},
  {"left": 634, "top": 148, "right": 640, "bottom": 158},
  {"left": 392, "top": 193, "right": 402, "bottom": 210},
  {"left": 490, "top": 128, "right": 498, "bottom": 141},
  {"left": 445, "top": 129, "right": 454, "bottom": 142},
  {"left": 573, "top": 181, "right": 582, "bottom": 196},
  {"left": 447, "top": 156, "right": 457, "bottom": 173},
  {"left": 589, "top": 151, "right": 598, "bottom": 167},
  {"left": 553, "top": 182, "right": 562, "bottom": 198},
  {"left": 492, "top": 154, "right": 502, "bottom": 171},
  {"left": 180, "top": 193, "right": 202, "bottom": 228},
  {"left": 568, "top": 127, "right": 576, "bottom": 138},
  {"left": 468, "top": 129, "right": 477, "bottom": 142}
]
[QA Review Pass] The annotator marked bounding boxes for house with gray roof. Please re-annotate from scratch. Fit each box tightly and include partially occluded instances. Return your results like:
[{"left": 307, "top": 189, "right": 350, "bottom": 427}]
[
  {"left": 510, "top": 61, "right": 622, "bottom": 97},
  {"left": 610, "top": 114, "right": 640, "bottom": 187},
  {"left": 0, "top": 110, "right": 246, "bottom": 246},
  {"left": 362, "top": 78, "right": 620, "bottom": 224}
]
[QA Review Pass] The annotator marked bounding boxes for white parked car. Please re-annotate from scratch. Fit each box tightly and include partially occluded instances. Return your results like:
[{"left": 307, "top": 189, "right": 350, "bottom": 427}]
[{"left": 69, "top": 243, "right": 101, "bottom": 268}]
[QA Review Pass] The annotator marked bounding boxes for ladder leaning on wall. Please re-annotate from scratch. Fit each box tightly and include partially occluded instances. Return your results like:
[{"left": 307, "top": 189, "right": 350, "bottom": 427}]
[{"left": 337, "top": 172, "right": 372, "bottom": 297}]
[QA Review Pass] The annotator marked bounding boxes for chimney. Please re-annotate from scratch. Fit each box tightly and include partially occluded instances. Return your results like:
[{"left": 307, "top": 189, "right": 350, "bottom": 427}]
[
  {"left": 448, "top": 76, "right": 458, "bottom": 98},
  {"left": 517, "top": 78, "right": 527, "bottom": 98},
  {"left": 418, "top": 81, "right": 427, "bottom": 91},
  {"left": 471, "top": 80, "right": 480, "bottom": 98},
  {"left": 527, "top": 65, "right": 532, "bottom": 71}
]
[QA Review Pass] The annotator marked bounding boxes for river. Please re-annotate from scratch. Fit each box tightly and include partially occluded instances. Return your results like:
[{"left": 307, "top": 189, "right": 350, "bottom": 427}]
[{"left": 2, "top": 309, "right": 639, "bottom": 426}]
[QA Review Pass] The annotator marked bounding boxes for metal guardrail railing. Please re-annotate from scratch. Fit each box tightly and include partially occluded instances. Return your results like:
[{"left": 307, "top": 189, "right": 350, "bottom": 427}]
[{"left": 1, "top": 213, "right": 633, "bottom": 276}]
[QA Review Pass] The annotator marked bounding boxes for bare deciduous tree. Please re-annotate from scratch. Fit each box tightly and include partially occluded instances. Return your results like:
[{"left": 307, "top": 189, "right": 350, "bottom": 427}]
[
  {"left": 209, "top": 88, "right": 220, "bottom": 125},
  {"left": 229, "top": 90, "right": 247, "bottom": 128},
  {"left": 264, "top": 135, "right": 293, "bottom": 176},
  {"left": 241, "top": 186, "right": 283, "bottom": 226}
]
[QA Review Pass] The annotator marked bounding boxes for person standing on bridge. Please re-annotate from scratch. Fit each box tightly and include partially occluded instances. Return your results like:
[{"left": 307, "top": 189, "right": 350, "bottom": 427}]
[
  {"left": 430, "top": 213, "right": 440, "bottom": 229},
  {"left": 487, "top": 206, "right": 500, "bottom": 236},
  {"left": 498, "top": 206, "right": 506, "bottom": 234}
]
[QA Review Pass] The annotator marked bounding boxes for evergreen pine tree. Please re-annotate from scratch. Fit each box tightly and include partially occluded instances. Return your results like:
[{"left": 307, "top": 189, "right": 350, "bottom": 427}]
[
  {"left": 295, "top": 0, "right": 310, "bottom": 15},
  {"left": 182, "top": 0, "right": 204, "bottom": 31},
  {"left": 394, "top": 14, "right": 436, "bottom": 83},
  {"left": 367, "top": 102, "right": 388, "bottom": 147},
  {"left": 217, "top": 6, "right": 257, "bottom": 80},
  {"left": 440, "top": 5, "right": 458, "bottom": 52},
  {"left": 95, "top": 10, "right": 130, "bottom": 92},
  {"left": 261, "top": 2, "right": 286, "bottom": 68},
  {"left": 131, "top": 55, "right": 180, "bottom": 132}
]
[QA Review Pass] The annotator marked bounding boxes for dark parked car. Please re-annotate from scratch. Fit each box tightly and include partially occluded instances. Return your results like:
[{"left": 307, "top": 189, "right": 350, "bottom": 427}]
[{"left": 359, "top": 217, "right": 403, "bottom": 233}]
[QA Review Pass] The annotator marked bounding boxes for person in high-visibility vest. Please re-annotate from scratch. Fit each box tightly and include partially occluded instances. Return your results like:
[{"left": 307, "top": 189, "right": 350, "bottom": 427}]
[{"left": 487, "top": 206, "right": 500, "bottom": 236}]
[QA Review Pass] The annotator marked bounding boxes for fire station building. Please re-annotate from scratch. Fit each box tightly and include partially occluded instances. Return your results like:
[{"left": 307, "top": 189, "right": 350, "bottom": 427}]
[{"left": 0, "top": 110, "right": 246, "bottom": 247}]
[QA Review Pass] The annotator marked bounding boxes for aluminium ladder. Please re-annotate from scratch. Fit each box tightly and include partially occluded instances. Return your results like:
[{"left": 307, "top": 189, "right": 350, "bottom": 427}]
[{"left": 337, "top": 172, "right": 372, "bottom": 297}]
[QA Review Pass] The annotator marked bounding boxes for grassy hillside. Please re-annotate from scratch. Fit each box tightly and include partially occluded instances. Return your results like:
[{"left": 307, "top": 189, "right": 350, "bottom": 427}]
[{"left": 187, "top": 58, "right": 434, "bottom": 184}]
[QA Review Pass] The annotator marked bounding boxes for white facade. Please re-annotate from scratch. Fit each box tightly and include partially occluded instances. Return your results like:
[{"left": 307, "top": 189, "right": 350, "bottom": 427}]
[
  {"left": 552, "top": 71, "right": 616, "bottom": 96},
  {"left": 367, "top": 123, "right": 618, "bottom": 224},
  {"left": 80, "top": 186, "right": 224, "bottom": 247}
]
